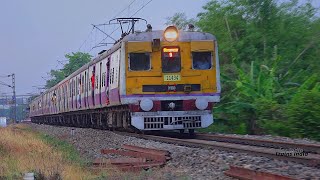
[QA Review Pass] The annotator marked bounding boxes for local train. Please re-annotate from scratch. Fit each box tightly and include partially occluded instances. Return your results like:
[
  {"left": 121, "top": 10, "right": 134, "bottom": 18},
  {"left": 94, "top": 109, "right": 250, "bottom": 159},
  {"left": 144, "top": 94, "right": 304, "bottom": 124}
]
[{"left": 29, "top": 23, "right": 221, "bottom": 134}]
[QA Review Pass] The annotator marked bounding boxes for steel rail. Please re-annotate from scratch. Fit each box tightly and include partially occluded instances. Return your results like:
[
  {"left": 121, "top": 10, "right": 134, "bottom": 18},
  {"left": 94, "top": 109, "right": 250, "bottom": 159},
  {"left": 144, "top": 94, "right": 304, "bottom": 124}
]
[
  {"left": 117, "top": 132, "right": 320, "bottom": 167},
  {"left": 195, "top": 133, "right": 320, "bottom": 154}
]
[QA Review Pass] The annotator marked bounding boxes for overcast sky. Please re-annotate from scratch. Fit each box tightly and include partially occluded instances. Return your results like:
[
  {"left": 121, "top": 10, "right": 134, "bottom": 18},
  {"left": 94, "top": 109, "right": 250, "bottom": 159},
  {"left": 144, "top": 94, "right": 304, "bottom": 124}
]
[
  {"left": 0, "top": 0, "right": 318, "bottom": 96},
  {"left": 0, "top": 0, "right": 209, "bottom": 95}
]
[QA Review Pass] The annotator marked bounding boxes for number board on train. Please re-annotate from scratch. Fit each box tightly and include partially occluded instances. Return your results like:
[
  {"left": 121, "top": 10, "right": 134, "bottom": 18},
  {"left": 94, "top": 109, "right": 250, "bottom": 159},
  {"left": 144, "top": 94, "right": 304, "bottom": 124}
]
[{"left": 164, "top": 74, "right": 181, "bottom": 81}]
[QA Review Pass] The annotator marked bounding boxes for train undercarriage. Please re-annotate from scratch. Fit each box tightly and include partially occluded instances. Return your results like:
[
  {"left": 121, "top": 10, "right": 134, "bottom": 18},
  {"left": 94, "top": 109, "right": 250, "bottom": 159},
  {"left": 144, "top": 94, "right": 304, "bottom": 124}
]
[
  {"left": 30, "top": 105, "right": 206, "bottom": 135},
  {"left": 31, "top": 105, "right": 132, "bottom": 131}
]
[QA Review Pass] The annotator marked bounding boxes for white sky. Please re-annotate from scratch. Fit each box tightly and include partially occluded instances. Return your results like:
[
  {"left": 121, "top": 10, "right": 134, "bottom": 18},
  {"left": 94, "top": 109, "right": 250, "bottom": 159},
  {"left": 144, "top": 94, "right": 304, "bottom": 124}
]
[
  {"left": 0, "top": 0, "right": 209, "bottom": 95},
  {"left": 0, "top": 0, "right": 318, "bottom": 95}
]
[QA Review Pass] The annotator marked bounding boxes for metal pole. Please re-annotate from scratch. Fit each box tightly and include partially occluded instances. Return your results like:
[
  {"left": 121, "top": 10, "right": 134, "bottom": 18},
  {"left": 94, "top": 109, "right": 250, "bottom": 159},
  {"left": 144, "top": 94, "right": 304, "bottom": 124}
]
[{"left": 12, "top": 73, "right": 16, "bottom": 123}]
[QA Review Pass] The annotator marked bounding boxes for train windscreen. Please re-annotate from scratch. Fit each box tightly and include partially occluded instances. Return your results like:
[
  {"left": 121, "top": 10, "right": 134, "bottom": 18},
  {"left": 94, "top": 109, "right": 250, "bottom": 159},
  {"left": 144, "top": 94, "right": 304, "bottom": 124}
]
[{"left": 161, "top": 47, "right": 181, "bottom": 73}]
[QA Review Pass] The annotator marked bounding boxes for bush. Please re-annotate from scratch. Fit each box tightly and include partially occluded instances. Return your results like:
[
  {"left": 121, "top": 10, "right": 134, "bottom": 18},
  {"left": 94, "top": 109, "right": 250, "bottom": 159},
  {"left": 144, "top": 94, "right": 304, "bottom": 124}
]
[
  {"left": 259, "top": 120, "right": 293, "bottom": 137},
  {"left": 287, "top": 90, "right": 320, "bottom": 140},
  {"left": 198, "top": 119, "right": 231, "bottom": 133},
  {"left": 255, "top": 99, "right": 293, "bottom": 136}
]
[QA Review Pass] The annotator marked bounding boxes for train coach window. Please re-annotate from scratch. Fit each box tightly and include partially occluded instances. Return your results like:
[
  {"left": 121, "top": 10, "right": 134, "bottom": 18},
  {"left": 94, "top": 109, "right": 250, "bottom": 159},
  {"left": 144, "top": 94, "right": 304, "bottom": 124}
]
[
  {"left": 192, "top": 52, "right": 212, "bottom": 70},
  {"left": 129, "top": 53, "right": 151, "bottom": 71}
]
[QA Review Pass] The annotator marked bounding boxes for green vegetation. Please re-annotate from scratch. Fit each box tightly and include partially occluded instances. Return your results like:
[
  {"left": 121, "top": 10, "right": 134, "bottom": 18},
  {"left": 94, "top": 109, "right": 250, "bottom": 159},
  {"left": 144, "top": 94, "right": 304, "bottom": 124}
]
[
  {"left": 39, "top": 134, "right": 87, "bottom": 165},
  {"left": 165, "top": 12, "right": 196, "bottom": 30},
  {"left": 168, "top": 0, "right": 320, "bottom": 140},
  {"left": 0, "top": 125, "right": 95, "bottom": 179},
  {"left": 46, "top": 52, "right": 92, "bottom": 88}
]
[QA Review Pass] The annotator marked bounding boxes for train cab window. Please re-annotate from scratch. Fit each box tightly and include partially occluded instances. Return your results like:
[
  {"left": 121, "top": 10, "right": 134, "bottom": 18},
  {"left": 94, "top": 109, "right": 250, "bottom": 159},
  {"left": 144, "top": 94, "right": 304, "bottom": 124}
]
[
  {"left": 129, "top": 53, "right": 151, "bottom": 71},
  {"left": 162, "top": 47, "right": 181, "bottom": 73},
  {"left": 82, "top": 76, "right": 84, "bottom": 93},
  {"left": 192, "top": 52, "right": 212, "bottom": 70}
]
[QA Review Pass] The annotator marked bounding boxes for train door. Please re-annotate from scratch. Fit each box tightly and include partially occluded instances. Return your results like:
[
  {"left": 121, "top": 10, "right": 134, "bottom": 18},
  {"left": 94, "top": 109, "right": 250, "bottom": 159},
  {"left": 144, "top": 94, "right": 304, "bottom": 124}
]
[
  {"left": 57, "top": 87, "right": 60, "bottom": 113},
  {"left": 100, "top": 58, "right": 108, "bottom": 106},
  {"left": 89, "top": 65, "right": 96, "bottom": 108},
  {"left": 106, "top": 58, "right": 110, "bottom": 105},
  {"left": 94, "top": 64, "right": 100, "bottom": 106},
  {"left": 109, "top": 49, "right": 121, "bottom": 105},
  {"left": 85, "top": 69, "right": 89, "bottom": 108},
  {"left": 70, "top": 80, "right": 73, "bottom": 110},
  {"left": 73, "top": 78, "right": 76, "bottom": 110},
  {"left": 66, "top": 82, "right": 69, "bottom": 111},
  {"left": 86, "top": 69, "right": 89, "bottom": 108},
  {"left": 58, "top": 87, "right": 61, "bottom": 113},
  {"left": 44, "top": 94, "right": 47, "bottom": 114},
  {"left": 82, "top": 73, "right": 85, "bottom": 108},
  {"left": 48, "top": 91, "right": 50, "bottom": 114},
  {"left": 62, "top": 83, "right": 67, "bottom": 112},
  {"left": 60, "top": 86, "right": 63, "bottom": 112},
  {"left": 64, "top": 84, "right": 66, "bottom": 112},
  {"left": 51, "top": 91, "right": 54, "bottom": 114},
  {"left": 76, "top": 76, "right": 79, "bottom": 109},
  {"left": 65, "top": 84, "right": 68, "bottom": 111},
  {"left": 99, "top": 62, "right": 102, "bottom": 105},
  {"left": 61, "top": 86, "right": 63, "bottom": 112},
  {"left": 74, "top": 77, "right": 77, "bottom": 110},
  {"left": 84, "top": 70, "right": 87, "bottom": 108},
  {"left": 80, "top": 73, "right": 83, "bottom": 109},
  {"left": 74, "top": 78, "right": 76, "bottom": 110},
  {"left": 60, "top": 86, "right": 62, "bottom": 112},
  {"left": 69, "top": 81, "right": 72, "bottom": 110},
  {"left": 77, "top": 74, "right": 81, "bottom": 109}
]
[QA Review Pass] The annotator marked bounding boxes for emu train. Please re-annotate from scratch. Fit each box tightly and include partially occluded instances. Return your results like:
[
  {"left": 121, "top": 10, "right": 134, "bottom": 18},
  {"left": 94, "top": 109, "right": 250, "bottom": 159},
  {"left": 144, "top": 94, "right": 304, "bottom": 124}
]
[{"left": 30, "top": 22, "right": 221, "bottom": 134}]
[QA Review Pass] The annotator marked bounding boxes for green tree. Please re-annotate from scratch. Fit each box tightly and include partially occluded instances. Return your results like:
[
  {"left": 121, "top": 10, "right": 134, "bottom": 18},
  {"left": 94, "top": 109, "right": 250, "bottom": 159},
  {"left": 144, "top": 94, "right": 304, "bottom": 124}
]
[
  {"left": 197, "top": 0, "right": 320, "bottom": 71},
  {"left": 170, "top": 0, "right": 320, "bottom": 137},
  {"left": 45, "top": 52, "right": 91, "bottom": 88},
  {"left": 165, "top": 12, "right": 197, "bottom": 30}
]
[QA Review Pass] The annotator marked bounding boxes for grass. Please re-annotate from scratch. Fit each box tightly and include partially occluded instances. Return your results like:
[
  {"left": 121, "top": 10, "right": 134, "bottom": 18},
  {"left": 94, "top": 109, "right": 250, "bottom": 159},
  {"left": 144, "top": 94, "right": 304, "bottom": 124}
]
[
  {"left": 39, "top": 134, "right": 86, "bottom": 165},
  {"left": 0, "top": 125, "right": 187, "bottom": 179},
  {"left": 0, "top": 125, "right": 94, "bottom": 179}
]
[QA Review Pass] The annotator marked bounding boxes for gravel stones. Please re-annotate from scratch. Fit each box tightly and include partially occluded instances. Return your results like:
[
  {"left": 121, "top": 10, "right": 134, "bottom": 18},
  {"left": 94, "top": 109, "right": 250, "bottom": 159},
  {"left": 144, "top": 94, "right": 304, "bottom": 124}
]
[{"left": 28, "top": 124, "right": 320, "bottom": 180}]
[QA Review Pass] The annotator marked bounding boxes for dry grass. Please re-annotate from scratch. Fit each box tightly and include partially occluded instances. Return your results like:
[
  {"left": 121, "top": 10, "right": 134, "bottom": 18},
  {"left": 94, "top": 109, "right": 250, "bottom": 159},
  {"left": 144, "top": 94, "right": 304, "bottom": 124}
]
[
  {"left": 0, "top": 125, "right": 187, "bottom": 180},
  {"left": 0, "top": 125, "right": 94, "bottom": 179}
]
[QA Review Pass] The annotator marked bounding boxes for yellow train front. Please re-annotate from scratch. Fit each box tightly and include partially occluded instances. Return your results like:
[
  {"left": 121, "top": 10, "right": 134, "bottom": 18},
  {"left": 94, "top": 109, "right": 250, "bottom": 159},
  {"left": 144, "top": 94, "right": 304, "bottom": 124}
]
[{"left": 122, "top": 26, "right": 221, "bottom": 132}]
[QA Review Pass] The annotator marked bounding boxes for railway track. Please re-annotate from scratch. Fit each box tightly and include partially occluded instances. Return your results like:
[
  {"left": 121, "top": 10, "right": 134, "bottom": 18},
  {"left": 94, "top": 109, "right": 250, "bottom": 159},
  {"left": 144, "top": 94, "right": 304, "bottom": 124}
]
[
  {"left": 195, "top": 133, "right": 320, "bottom": 154},
  {"left": 117, "top": 132, "right": 320, "bottom": 167}
]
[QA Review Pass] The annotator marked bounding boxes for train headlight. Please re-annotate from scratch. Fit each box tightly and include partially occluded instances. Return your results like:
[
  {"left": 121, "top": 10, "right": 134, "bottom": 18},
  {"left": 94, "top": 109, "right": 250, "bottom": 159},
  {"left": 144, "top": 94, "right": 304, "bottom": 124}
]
[
  {"left": 164, "top": 26, "right": 179, "bottom": 42},
  {"left": 140, "top": 99, "right": 153, "bottom": 111},
  {"left": 195, "top": 98, "right": 208, "bottom": 110}
]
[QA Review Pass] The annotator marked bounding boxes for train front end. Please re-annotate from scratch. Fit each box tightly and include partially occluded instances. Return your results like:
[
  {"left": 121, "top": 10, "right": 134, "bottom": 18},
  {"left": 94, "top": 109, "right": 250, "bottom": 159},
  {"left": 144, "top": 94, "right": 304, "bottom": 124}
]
[{"left": 121, "top": 26, "right": 221, "bottom": 132}]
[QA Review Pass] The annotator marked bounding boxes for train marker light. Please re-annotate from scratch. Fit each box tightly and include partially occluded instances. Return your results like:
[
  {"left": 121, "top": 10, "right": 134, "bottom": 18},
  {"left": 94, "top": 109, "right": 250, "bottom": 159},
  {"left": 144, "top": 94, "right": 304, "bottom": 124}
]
[
  {"left": 164, "top": 26, "right": 179, "bottom": 42},
  {"left": 195, "top": 98, "right": 208, "bottom": 110},
  {"left": 140, "top": 99, "right": 153, "bottom": 111}
]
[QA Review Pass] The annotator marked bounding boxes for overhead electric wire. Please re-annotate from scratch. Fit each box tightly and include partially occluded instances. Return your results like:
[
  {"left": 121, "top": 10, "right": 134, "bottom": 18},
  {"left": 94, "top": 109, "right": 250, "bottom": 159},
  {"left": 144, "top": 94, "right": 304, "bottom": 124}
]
[
  {"left": 0, "top": 81, "right": 11, "bottom": 88},
  {"left": 106, "top": 0, "right": 137, "bottom": 23},
  {"left": 78, "top": 27, "right": 95, "bottom": 52},
  {"left": 90, "top": 0, "right": 138, "bottom": 49},
  {"left": 82, "top": 0, "right": 138, "bottom": 53},
  {"left": 0, "top": 75, "right": 10, "bottom": 78},
  {"left": 90, "top": 0, "right": 154, "bottom": 51},
  {"left": 130, "top": 0, "right": 153, "bottom": 17},
  {"left": 92, "top": 24, "right": 117, "bottom": 41},
  {"left": 108, "top": 0, "right": 154, "bottom": 36}
]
